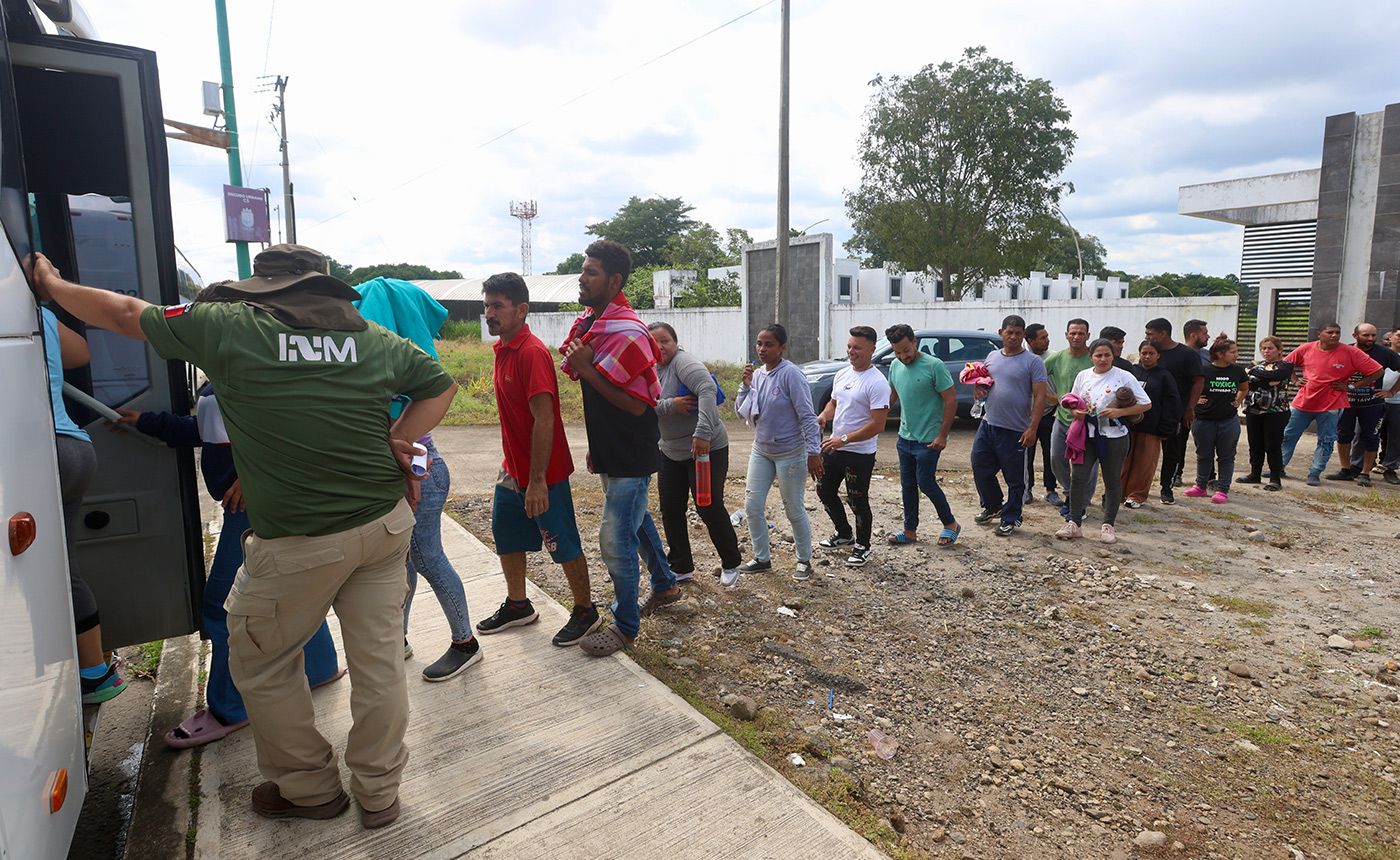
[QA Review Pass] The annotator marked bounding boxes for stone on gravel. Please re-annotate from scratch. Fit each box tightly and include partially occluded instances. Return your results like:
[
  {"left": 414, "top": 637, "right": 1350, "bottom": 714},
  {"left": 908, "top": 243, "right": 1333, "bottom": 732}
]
[
  {"left": 730, "top": 696, "right": 759, "bottom": 721},
  {"left": 1227, "top": 663, "right": 1251, "bottom": 678},
  {"left": 1327, "top": 634, "right": 1355, "bottom": 650},
  {"left": 960, "top": 585, "right": 975, "bottom": 599},
  {"left": 1134, "top": 830, "right": 1168, "bottom": 848}
]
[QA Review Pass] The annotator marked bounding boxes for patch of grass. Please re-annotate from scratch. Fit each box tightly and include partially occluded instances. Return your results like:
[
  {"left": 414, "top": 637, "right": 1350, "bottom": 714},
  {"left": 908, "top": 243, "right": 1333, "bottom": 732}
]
[
  {"left": 1228, "top": 721, "right": 1298, "bottom": 747},
  {"left": 126, "top": 640, "right": 163, "bottom": 679},
  {"left": 438, "top": 318, "right": 480, "bottom": 341},
  {"left": 1359, "top": 625, "right": 1389, "bottom": 639},
  {"left": 1238, "top": 619, "right": 1270, "bottom": 634},
  {"left": 1210, "top": 595, "right": 1278, "bottom": 618},
  {"left": 1315, "top": 489, "right": 1400, "bottom": 514},
  {"left": 435, "top": 339, "right": 746, "bottom": 425},
  {"left": 804, "top": 771, "right": 929, "bottom": 859},
  {"left": 1320, "top": 819, "right": 1400, "bottom": 860}
]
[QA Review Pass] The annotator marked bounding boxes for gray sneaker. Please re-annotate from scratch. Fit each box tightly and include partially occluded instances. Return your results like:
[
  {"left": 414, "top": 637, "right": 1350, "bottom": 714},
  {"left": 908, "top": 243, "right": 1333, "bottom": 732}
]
[
  {"left": 793, "top": 560, "right": 814, "bottom": 581},
  {"left": 1044, "top": 490, "right": 1063, "bottom": 507},
  {"left": 720, "top": 567, "right": 740, "bottom": 586},
  {"left": 1306, "top": 473, "right": 1321, "bottom": 486}
]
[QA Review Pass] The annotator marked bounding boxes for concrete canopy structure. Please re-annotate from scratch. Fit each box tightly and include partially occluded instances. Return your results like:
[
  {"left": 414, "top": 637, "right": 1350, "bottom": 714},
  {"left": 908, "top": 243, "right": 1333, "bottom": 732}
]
[{"left": 1179, "top": 103, "right": 1400, "bottom": 340}]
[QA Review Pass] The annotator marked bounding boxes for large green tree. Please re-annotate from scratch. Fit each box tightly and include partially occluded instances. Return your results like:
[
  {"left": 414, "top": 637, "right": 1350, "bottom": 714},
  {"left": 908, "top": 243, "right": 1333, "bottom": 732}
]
[
  {"left": 326, "top": 261, "right": 463, "bottom": 285},
  {"left": 844, "top": 47, "right": 1076, "bottom": 300},
  {"left": 348, "top": 263, "right": 463, "bottom": 285},
  {"left": 548, "top": 252, "right": 586, "bottom": 274},
  {"left": 586, "top": 195, "right": 698, "bottom": 269}
]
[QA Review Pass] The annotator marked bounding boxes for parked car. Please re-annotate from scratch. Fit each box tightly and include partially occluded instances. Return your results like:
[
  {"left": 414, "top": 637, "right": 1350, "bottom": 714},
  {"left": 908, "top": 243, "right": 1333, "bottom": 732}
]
[{"left": 800, "top": 329, "right": 1004, "bottom": 418}]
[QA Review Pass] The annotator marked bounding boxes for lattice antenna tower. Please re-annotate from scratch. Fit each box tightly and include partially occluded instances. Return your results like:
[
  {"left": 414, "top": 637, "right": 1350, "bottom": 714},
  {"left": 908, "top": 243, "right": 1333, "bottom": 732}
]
[{"left": 510, "top": 200, "right": 538, "bottom": 276}]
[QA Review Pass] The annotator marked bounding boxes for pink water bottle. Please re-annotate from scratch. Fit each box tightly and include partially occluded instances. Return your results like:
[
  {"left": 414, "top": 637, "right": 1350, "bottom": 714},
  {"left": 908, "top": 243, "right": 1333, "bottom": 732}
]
[{"left": 696, "top": 454, "right": 712, "bottom": 507}]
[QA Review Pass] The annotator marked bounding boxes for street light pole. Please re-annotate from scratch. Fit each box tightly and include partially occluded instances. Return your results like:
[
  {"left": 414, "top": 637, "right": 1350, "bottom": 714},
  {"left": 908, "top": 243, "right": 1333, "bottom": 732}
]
[
  {"left": 775, "top": 0, "right": 790, "bottom": 327},
  {"left": 213, "top": 0, "right": 250, "bottom": 278},
  {"left": 1053, "top": 202, "right": 1083, "bottom": 286}
]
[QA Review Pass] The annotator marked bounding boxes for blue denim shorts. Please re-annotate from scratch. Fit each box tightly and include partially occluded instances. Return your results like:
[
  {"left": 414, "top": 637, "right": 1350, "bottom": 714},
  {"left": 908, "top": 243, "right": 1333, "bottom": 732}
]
[{"left": 492, "top": 478, "right": 583, "bottom": 562}]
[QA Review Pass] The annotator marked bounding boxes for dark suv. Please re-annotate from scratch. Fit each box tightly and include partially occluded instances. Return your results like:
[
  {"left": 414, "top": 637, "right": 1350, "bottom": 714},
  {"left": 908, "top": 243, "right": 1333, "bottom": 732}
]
[{"left": 799, "top": 329, "right": 1004, "bottom": 418}]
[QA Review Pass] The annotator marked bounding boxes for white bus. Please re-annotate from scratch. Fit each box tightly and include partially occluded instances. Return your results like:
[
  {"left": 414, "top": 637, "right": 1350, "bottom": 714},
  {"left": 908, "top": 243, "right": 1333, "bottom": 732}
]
[{"left": 0, "top": 3, "right": 204, "bottom": 858}]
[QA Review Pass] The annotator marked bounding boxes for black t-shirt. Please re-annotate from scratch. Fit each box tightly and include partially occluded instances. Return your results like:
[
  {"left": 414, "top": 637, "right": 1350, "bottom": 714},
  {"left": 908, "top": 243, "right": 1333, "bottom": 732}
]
[
  {"left": 1196, "top": 362, "right": 1248, "bottom": 422},
  {"left": 581, "top": 380, "right": 661, "bottom": 477},
  {"left": 1156, "top": 343, "right": 1204, "bottom": 411},
  {"left": 1348, "top": 345, "right": 1400, "bottom": 404}
]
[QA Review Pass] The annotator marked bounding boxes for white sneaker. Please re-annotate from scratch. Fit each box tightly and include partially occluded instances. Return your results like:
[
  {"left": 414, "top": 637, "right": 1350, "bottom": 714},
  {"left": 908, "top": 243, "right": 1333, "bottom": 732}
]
[
  {"left": 1055, "top": 521, "right": 1082, "bottom": 540},
  {"left": 720, "top": 567, "right": 740, "bottom": 587},
  {"left": 1100, "top": 524, "right": 1117, "bottom": 544}
]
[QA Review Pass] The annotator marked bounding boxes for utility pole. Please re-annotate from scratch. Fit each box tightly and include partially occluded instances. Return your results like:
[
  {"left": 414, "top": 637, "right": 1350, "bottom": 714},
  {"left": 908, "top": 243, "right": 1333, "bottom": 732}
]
[
  {"left": 775, "top": 0, "right": 791, "bottom": 327},
  {"left": 213, "top": 0, "right": 250, "bottom": 278},
  {"left": 259, "top": 75, "right": 296, "bottom": 244}
]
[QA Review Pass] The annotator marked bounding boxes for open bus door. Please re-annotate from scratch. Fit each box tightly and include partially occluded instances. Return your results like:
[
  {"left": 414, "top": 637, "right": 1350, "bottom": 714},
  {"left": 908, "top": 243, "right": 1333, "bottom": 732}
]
[
  {"left": 7, "top": 11, "right": 204, "bottom": 649},
  {"left": 0, "top": 3, "right": 202, "bottom": 857}
]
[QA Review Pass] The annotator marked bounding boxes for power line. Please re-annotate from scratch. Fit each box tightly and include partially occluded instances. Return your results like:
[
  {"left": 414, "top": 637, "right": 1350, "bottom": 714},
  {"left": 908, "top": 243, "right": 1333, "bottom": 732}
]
[{"left": 308, "top": 0, "right": 777, "bottom": 230}]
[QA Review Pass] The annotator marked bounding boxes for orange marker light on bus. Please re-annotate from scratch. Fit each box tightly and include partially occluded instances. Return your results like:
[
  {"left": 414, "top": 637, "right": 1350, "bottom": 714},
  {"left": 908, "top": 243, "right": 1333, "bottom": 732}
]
[
  {"left": 9, "top": 512, "right": 35, "bottom": 555},
  {"left": 48, "top": 768, "right": 68, "bottom": 813}
]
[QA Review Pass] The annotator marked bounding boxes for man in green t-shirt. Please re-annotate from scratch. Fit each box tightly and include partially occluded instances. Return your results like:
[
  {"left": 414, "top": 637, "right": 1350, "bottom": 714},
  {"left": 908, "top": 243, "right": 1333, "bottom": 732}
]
[
  {"left": 1043, "top": 318, "right": 1096, "bottom": 518},
  {"left": 31, "top": 245, "right": 456, "bottom": 830},
  {"left": 884, "top": 324, "right": 961, "bottom": 546}
]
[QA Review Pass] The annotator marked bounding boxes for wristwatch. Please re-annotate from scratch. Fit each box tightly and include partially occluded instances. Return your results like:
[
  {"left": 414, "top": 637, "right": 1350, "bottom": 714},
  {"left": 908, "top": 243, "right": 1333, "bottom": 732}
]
[{"left": 841, "top": 434, "right": 849, "bottom": 443}]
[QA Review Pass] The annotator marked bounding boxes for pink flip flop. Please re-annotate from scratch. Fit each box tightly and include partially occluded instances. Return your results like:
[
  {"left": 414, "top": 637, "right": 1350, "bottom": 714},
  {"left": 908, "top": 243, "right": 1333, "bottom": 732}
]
[{"left": 164, "top": 708, "right": 248, "bottom": 749}]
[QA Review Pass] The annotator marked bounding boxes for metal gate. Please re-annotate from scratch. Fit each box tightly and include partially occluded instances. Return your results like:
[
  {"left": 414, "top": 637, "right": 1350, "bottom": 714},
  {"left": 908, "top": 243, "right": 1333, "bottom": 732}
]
[{"left": 1271, "top": 287, "right": 1312, "bottom": 351}]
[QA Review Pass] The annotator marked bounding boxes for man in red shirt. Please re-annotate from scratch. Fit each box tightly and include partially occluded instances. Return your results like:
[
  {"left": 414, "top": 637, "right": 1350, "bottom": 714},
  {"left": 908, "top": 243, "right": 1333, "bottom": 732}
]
[
  {"left": 1280, "top": 322, "right": 1383, "bottom": 486},
  {"left": 475, "top": 272, "right": 599, "bottom": 646}
]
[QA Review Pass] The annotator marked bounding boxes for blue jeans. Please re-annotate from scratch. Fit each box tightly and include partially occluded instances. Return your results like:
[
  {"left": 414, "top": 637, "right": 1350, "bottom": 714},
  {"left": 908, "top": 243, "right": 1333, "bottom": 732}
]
[
  {"left": 403, "top": 447, "right": 472, "bottom": 642},
  {"left": 971, "top": 422, "right": 1029, "bottom": 525},
  {"left": 206, "top": 507, "right": 339, "bottom": 725},
  {"left": 896, "top": 436, "right": 954, "bottom": 532},
  {"left": 1281, "top": 408, "right": 1342, "bottom": 477},
  {"left": 598, "top": 475, "right": 675, "bottom": 639},
  {"left": 744, "top": 448, "right": 812, "bottom": 563}
]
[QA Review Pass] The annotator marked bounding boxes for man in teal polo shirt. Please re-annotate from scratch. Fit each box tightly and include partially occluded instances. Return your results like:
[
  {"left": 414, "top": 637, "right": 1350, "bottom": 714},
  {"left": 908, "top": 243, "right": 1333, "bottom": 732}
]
[
  {"left": 31, "top": 245, "right": 456, "bottom": 830},
  {"left": 884, "top": 324, "right": 961, "bottom": 547}
]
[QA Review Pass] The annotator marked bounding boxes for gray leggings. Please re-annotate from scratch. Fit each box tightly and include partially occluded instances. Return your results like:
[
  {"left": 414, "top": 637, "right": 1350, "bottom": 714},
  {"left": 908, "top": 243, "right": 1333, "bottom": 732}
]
[
  {"left": 1070, "top": 434, "right": 1129, "bottom": 526},
  {"left": 56, "top": 434, "right": 99, "bottom": 632}
]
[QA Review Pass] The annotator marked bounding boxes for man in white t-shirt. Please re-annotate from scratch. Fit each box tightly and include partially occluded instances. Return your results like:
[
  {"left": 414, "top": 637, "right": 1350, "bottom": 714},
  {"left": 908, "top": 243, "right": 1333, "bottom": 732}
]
[{"left": 816, "top": 325, "right": 890, "bottom": 567}]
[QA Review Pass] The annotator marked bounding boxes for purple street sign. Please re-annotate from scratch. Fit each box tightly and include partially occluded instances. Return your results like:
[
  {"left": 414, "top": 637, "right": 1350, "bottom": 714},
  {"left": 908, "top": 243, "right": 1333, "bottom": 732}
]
[{"left": 223, "top": 185, "right": 270, "bottom": 243}]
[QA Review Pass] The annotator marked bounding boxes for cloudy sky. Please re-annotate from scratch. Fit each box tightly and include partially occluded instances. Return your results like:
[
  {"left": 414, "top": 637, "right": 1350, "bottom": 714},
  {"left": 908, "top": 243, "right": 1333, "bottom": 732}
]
[{"left": 95, "top": 0, "right": 1399, "bottom": 286}]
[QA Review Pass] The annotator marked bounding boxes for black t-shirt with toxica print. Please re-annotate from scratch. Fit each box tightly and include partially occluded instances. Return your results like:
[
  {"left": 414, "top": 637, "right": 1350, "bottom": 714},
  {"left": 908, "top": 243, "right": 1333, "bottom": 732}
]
[{"left": 1196, "top": 363, "right": 1248, "bottom": 422}]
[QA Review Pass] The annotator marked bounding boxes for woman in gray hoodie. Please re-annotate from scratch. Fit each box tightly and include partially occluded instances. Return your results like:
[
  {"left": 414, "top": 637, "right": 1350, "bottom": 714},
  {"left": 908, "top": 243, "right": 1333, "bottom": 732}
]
[
  {"left": 650, "top": 322, "right": 742, "bottom": 585},
  {"left": 734, "top": 323, "right": 824, "bottom": 583}
]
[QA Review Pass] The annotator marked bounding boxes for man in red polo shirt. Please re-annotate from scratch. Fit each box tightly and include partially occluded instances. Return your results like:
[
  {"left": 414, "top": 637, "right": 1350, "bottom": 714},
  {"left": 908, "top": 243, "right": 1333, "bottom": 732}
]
[
  {"left": 1280, "top": 322, "right": 1383, "bottom": 486},
  {"left": 475, "top": 272, "right": 599, "bottom": 646}
]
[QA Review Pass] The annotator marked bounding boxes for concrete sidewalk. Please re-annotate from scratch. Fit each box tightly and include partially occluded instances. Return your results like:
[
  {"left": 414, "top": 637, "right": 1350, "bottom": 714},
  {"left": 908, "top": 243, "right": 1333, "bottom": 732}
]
[{"left": 183, "top": 515, "right": 887, "bottom": 860}]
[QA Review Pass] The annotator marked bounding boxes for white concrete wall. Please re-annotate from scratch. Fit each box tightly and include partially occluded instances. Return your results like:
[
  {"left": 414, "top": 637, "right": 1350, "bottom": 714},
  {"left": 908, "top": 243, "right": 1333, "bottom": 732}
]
[
  {"left": 823, "top": 296, "right": 1239, "bottom": 360},
  {"left": 483, "top": 306, "right": 747, "bottom": 365},
  {"left": 487, "top": 297, "right": 1238, "bottom": 367}
]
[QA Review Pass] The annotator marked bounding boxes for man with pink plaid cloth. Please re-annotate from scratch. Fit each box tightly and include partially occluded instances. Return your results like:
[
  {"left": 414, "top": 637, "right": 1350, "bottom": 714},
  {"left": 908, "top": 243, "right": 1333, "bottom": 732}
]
[{"left": 560, "top": 240, "right": 681, "bottom": 655}]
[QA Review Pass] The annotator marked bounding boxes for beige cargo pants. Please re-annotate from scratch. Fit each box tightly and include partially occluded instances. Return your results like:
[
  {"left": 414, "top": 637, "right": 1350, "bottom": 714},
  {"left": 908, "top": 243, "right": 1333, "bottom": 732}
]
[{"left": 227, "top": 499, "right": 415, "bottom": 811}]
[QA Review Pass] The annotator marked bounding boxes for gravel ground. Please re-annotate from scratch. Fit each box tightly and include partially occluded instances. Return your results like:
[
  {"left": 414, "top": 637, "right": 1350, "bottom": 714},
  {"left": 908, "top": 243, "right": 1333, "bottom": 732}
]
[{"left": 448, "top": 440, "right": 1400, "bottom": 860}]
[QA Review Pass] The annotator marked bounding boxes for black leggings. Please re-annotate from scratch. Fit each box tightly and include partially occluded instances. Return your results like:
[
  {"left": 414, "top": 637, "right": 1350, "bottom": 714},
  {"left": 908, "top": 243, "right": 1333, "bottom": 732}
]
[
  {"left": 1245, "top": 411, "right": 1288, "bottom": 478},
  {"left": 656, "top": 446, "right": 742, "bottom": 572}
]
